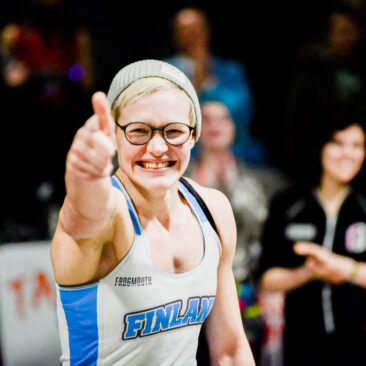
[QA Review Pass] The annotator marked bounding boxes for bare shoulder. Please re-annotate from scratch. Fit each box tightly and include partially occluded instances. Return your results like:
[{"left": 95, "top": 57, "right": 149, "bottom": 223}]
[
  {"left": 185, "top": 178, "right": 233, "bottom": 217},
  {"left": 183, "top": 177, "right": 237, "bottom": 253}
]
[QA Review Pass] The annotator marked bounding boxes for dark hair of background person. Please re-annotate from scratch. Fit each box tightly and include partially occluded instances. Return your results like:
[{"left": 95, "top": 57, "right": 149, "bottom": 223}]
[{"left": 294, "top": 101, "right": 366, "bottom": 190}]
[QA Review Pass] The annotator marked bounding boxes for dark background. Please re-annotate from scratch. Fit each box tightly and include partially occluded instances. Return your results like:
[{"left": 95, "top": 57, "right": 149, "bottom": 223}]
[{"left": 0, "top": 0, "right": 340, "bottom": 168}]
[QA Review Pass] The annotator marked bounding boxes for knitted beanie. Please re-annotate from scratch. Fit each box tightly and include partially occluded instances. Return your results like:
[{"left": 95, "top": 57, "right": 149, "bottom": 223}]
[{"left": 107, "top": 59, "right": 201, "bottom": 140}]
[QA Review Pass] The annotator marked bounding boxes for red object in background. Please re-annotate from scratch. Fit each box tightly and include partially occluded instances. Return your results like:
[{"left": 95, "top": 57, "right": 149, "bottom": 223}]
[
  {"left": 8, "top": 271, "right": 55, "bottom": 319},
  {"left": 259, "top": 290, "right": 285, "bottom": 350},
  {"left": 8, "top": 278, "right": 25, "bottom": 318},
  {"left": 32, "top": 271, "right": 55, "bottom": 307},
  {"left": 11, "top": 24, "right": 79, "bottom": 75}
]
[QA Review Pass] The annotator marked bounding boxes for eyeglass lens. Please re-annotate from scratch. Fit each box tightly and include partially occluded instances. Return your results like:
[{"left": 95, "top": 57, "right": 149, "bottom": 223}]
[{"left": 125, "top": 122, "right": 191, "bottom": 145}]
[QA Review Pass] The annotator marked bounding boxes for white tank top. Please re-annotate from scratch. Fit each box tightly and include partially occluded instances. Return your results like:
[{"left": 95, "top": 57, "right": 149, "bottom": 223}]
[{"left": 56, "top": 176, "right": 221, "bottom": 366}]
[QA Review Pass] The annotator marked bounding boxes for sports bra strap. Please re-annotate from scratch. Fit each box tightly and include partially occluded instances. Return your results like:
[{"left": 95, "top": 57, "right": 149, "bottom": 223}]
[{"left": 179, "top": 177, "right": 218, "bottom": 235}]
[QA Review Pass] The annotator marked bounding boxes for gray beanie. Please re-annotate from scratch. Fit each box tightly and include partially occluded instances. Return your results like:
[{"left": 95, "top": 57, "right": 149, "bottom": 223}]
[{"left": 107, "top": 59, "right": 201, "bottom": 141}]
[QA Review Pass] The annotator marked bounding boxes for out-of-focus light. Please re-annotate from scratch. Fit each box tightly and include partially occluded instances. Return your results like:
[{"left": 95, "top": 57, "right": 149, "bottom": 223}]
[{"left": 68, "top": 64, "right": 85, "bottom": 81}]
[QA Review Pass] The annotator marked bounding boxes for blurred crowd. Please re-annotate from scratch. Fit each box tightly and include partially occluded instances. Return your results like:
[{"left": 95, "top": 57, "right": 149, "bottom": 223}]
[{"left": 1, "top": 0, "right": 366, "bottom": 365}]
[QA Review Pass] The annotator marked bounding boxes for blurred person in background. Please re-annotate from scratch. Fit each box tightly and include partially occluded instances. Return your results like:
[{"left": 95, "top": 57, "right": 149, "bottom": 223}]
[
  {"left": 257, "top": 103, "right": 366, "bottom": 366},
  {"left": 288, "top": 2, "right": 366, "bottom": 182},
  {"left": 0, "top": 0, "right": 95, "bottom": 242},
  {"left": 165, "top": 7, "right": 266, "bottom": 165},
  {"left": 1, "top": 0, "right": 94, "bottom": 91},
  {"left": 187, "top": 96, "right": 287, "bottom": 362}
]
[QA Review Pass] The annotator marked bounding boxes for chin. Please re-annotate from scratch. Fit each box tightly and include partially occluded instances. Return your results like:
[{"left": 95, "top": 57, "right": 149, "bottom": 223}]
[
  {"left": 134, "top": 171, "right": 181, "bottom": 192},
  {"left": 334, "top": 173, "right": 358, "bottom": 185}
]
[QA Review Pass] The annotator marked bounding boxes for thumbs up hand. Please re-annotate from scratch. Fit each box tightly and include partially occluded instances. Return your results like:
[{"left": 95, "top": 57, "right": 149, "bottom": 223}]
[{"left": 66, "top": 92, "right": 117, "bottom": 181}]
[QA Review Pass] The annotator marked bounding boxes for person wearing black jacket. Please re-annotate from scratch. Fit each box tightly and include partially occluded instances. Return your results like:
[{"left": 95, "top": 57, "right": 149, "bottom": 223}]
[{"left": 258, "top": 105, "right": 366, "bottom": 366}]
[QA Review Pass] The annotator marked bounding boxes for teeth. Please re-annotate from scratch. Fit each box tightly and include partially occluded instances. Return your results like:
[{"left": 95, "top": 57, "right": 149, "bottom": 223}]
[{"left": 141, "top": 162, "right": 170, "bottom": 169}]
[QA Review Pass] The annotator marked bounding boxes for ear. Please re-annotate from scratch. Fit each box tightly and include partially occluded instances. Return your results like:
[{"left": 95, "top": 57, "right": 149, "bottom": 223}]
[{"left": 188, "top": 134, "right": 196, "bottom": 149}]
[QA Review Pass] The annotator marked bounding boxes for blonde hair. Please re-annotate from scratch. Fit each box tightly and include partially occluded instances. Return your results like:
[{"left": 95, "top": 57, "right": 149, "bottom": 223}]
[{"left": 112, "top": 77, "right": 196, "bottom": 127}]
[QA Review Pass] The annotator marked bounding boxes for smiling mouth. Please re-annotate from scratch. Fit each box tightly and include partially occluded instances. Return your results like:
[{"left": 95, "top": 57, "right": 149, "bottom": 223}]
[{"left": 138, "top": 161, "right": 176, "bottom": 169}]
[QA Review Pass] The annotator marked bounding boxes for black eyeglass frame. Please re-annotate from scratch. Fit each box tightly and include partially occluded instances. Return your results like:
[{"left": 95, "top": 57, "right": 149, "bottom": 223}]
[{"left": 115, "top": 121, "right": 196, "bottom": 146}]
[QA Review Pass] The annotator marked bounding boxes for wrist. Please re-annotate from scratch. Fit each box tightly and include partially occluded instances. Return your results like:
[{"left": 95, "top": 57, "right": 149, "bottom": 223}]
[
  {"left": 348, "top": 260, "right": 359, "bottom": 284},
  {"left": 297, "top": 265, "right": 314, "bottom": 283}
]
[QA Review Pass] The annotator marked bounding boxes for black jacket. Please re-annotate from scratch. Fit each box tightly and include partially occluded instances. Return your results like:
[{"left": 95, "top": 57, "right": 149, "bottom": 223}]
[{"left": 258, "top": 187, "right": 366, "bottom": 337}]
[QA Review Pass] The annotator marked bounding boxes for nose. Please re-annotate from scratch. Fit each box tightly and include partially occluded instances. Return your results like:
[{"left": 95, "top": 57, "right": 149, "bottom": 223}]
[{"left": 146, "top": 131, "right": 169, "bottom": 156}]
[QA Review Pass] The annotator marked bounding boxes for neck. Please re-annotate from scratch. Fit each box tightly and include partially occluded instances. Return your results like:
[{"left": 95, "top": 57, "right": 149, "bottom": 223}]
[
  {"left": 200, "top": 148, "right": 234, "bottom": 163},
  {"left": 318, "top": 174, "right": 350, "bottom": 216},
  {"left": 319, "top": 174, "right": 349, "bottom": 199},
  {"left": 195, "top": 148, "right": 237, "bottom": 186},
  {"left": 116, "top": 170, "right": 181, "bottom": 226},
  {"left": 185, "top": 44, "right": 210, "bottom": 59}
]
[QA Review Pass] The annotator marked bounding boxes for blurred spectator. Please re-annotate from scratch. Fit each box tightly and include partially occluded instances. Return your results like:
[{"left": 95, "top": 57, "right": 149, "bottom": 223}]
[
  {"left": 257, "top": 104, "right": 366, "bottom": 366},
  {"left": 0, "top": 0, "right": 95, "bottom": 243},
  {"left": 186, "top": 98, "right": 287, "bottom": 362},
  {"left": 258, "top": 290, "right": 285, "bottom": 366},
  {"left": 287, "top": 2, "right": 366, "bottom": 181},
  {"left": 165, "top": 7, "right": 266, "bottom": 165},
  {"left": 1, "top": 0, "right": 94, "bottom": 91}
]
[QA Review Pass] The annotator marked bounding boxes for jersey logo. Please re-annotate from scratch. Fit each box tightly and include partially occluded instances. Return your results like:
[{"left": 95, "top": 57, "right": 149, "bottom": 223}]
[
  {"left": 114, "top": 276, "right": 152, "bottom": 287},
  {"left": 122, "top": 296, "right": 215, "bottom": 340},
  {"left": 346, "top": 222, "right": 366, "bottom": 253}
]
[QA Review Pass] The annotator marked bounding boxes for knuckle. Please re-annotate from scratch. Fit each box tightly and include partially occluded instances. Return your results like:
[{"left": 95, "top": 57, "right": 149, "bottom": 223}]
[
  {"left": 71, "top": 141, "right": 87, "bottom": 157},
  {"left": 88, "top": 131, "right": 103, "bottom": 148}
]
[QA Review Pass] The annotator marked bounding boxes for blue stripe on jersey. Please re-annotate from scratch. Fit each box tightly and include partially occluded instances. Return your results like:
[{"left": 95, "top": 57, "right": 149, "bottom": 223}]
[
  {"left": 60, "top": 286, "right": 99, "bottom": 366},
  {"left": 111, "top": 175, "right": 121, "bottom": 191},
  {"left": 178, "top": 182, "right": 208, "bottom": 223},
  {"left": 110, "top": 176, "right": 141, "bottom": 235}
]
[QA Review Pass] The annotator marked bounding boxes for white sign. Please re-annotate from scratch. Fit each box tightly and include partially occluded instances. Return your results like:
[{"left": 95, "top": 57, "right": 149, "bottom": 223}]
[{"left": 0, "top": 241, "right": 61, "bottom": 366}]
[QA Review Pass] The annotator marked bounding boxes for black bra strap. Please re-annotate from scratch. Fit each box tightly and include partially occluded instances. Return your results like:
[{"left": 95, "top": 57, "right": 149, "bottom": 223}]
[{"left": 179, "top": 177, "right": 218, "bottom": 235}]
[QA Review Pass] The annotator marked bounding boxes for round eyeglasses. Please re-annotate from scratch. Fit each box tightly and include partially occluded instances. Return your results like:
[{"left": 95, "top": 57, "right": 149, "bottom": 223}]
[{"left": 115, "top": 122, "right": 195, "bottom": 146}]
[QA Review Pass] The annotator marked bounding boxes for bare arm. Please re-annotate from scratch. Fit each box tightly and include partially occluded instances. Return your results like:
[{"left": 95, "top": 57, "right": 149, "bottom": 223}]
[
  {"left": 51, "top": 92, "right": 132, "bottom": 285},
  {"left": 61, "top": 92, "right": 117, "bottom": 238},
  {"left": 261, "top": 241, "right": 366, "bottom": 292},
  {"left": 260, "top": 265, "right": 314, "bottom": 292},
  {"left": 195, "top": 184, "right": 255, "bottom": 365}
]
